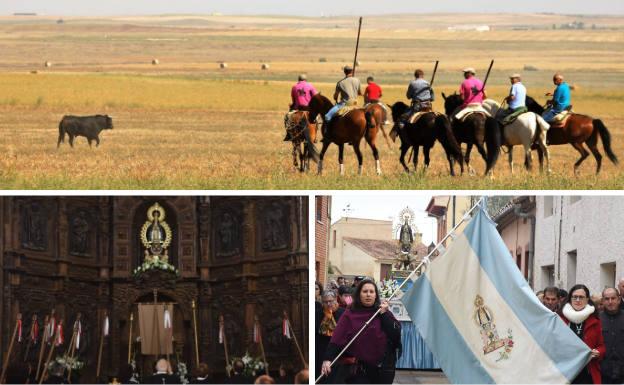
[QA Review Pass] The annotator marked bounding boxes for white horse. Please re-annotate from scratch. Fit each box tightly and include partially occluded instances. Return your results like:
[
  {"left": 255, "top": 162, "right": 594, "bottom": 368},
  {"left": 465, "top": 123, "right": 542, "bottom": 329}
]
[{"left": 482, "top": 99, "right": 551, "bottom": 174}]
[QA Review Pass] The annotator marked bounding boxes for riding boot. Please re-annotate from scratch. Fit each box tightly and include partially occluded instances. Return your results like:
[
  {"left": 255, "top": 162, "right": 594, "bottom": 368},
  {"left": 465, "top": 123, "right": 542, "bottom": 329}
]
[
  {"left": 283, "top": 131, "right": 292, "bottom": 141},
  {"left": 323, "top": 119, "right": 334, "bottom": 139}
]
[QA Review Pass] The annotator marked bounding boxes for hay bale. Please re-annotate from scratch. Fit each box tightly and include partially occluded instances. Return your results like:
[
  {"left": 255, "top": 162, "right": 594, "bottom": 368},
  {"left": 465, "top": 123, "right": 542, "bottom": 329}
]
[
  {"left": 31, "top": 70, "right": 38, "bottom": 74},
  {"left": 219, "top": 62, "right": 228, "bottom": 69},
  {"left": 261, "top": 63, "right": 270, "bottom": 70},
  {"left": 523, "top": 64, "right": 538, "bottom": 71},
  {"left": 152, "top": 58, "right": 159, "bottom": 65},
  {"left": 44, "top": 61, "right": 52, "bottom": 68}
]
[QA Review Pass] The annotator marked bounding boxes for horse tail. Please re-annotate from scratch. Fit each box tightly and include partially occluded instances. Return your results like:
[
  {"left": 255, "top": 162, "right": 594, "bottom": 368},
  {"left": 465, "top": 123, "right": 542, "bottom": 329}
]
[
  {"left": 595, "top": 119, "right": 619, "bottom": 165},
  {"left": 363, "top": 110, "right": 375, "bottom": 146},
  {"left": 303, "top": 126, "right": 320, "bottom": 164},
  {"left": 484, "top": 117, "right": 501, "bottom": 173},
  {"left": 435, "top": 114, "right": 462, "bottom": 159}
]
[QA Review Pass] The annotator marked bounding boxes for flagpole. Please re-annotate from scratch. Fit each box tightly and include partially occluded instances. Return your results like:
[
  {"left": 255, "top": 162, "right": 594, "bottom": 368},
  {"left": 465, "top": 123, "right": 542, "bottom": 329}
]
[
  {"left": 254, "top": 315, "right": 269, "bottom": 376},
  {"left": 35, "top": 315, "right": 50, "bottom": 381},
  {"left": 24, "top": 314, "right": 37, "bottom": 362},
  {"left": 39, "top": 319, "right": 61, "bottom": 384},
  {"left": 127, "top": 312, "right": 134, "bottom": 364},
  {"left": 220, "top": 315, "right": 231, "bottom": 378},
  {"left": 66, "top": 316, "right": 80, "bottom": 384},
  {"left": 315, "top": 197, "right": 485, "bottom": 383},
  {"left": 164, "top": 304, "right": 170, "bottom": 365},
  {"left": 191, "top": 301, "right": 199, "bottom": 368},
  {"left": 283, "top": 311, "right": 306, "bottom": 368},
  {"left": 96, "top": 312, "right": 107, "bottom": 380},
  {"left": 0, "top": 313, "right": 21, "bottom": 384}
]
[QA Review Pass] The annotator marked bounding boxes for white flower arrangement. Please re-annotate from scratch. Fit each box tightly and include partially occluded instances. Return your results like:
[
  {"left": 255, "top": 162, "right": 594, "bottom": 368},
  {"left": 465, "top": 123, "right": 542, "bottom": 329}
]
[
  {"left": 232, "top": 352, "right": 266, "bottom": 377},
  {"left": 50, "top": 354, "right": 84, "bottom": 372},
  {"left": 133, "top": 257, "right": 179, "bottom": 277},
  {"left": 177, "top": 362, "right": 189, "bottom": 384},
  {"left": 380, "top": 278, "right": 400, "bottom": 299}
]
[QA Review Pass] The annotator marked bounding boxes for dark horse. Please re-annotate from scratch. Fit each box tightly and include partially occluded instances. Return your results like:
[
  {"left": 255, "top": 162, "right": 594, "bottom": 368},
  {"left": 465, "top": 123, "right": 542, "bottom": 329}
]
[
  {"left": 389, "top": 102, "right": 464, "bottom": 175},
  {"left": 525, "top": 96, "right": 618, "bottom": 174},
  {"left": 307, "top": 93, "right": 379, "bottom": 175},
  {"left": 442, "top": 93, "right": 501, "bottom": 175},
  {"left": 284, "top": 110, "right": 319, "bottom": 172}
]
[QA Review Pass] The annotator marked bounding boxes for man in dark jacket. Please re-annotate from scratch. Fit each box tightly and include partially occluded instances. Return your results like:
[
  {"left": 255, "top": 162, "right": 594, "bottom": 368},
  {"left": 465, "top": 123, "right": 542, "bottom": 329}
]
[
  {"left": 600, "top": 287, "right": 624, "bottom": 384},
  {"left": 144, "top": 359, "right": 178, "bottom": 384}
]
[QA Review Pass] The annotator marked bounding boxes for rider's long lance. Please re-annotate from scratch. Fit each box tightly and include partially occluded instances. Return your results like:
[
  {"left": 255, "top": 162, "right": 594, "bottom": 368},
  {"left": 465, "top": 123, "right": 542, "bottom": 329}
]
[
  {"left": 315, "top": 197, "right": 486, "bottom": 384},
  {"left": 35, "top": 315, "right": 50, "bottom": 381},
  {"left": 429, "top": 60, "right": 440, "bottom": 87},
  {"left": 352, "top": 17, "right": 363, "bottom": 77},
  {"left": 0, "top": 313, "right": 21, "bottom": 384},
  {"left": 479, "top": 59, "right": 495, "bottom": 95}
]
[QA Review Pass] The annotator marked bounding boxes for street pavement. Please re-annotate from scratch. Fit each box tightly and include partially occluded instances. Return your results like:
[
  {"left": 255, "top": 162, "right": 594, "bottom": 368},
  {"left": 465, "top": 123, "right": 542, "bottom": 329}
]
[{"left": 394, "top": 369, "right": 449, "bottom": 384}]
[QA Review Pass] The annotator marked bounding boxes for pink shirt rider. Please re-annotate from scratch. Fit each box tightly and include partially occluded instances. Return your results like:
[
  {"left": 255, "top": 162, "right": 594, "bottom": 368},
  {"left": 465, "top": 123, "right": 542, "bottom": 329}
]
[
  {"left": 291, "top": 81, "right": 317, "bottom": 109},
  {"left": 459, "top": 77, "right": 485, "bottom": 108}
]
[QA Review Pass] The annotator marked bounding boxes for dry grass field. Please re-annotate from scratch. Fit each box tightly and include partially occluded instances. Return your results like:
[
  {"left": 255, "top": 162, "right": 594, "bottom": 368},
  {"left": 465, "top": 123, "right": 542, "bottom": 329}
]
[{"left": 0, "top": 13, "right": 623, "bottom": 189}]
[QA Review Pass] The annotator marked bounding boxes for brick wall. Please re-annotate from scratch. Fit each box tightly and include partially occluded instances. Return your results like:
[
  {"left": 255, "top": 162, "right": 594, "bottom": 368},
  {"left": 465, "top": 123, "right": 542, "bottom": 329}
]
[{"left": 315, "top": 196, "right": 331, "bottom": 285}]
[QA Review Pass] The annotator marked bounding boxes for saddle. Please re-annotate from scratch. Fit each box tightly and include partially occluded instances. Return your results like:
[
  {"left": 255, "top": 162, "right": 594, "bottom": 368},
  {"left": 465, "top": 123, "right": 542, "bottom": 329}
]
[
  {"left": 499, "top": 106, "right": 529, "bottom": 126},
  {"left": 550, "top": 110, "right": 572, "bottom": 127},
  {"left": 454, "top": 103, "right": 491, "bottom": 122},
  {"left": 336, "top": 105, "right": 358, "bottom": 118},
  {"left": 408, "top": 110, "right": 441, "bottom": 125}
]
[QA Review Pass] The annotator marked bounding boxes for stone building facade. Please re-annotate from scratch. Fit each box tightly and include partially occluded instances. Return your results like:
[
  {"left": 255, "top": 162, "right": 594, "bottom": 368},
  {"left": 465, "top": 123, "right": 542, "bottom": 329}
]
[{"left": 533, "top": 196, "right": 624, "bottom": 294}]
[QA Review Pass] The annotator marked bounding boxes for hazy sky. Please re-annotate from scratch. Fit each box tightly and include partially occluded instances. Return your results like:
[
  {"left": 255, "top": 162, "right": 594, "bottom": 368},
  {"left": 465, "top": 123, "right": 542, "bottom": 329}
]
[
  {"left": 2, "top": 0, "right": 623, "bottom": 16},
  {"left": 330, "top": 195, "right": 437, "bottom": 246}
]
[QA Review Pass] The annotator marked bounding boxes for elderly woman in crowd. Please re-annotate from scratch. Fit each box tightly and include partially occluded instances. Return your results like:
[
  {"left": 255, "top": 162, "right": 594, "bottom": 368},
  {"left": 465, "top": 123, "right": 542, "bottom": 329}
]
[
  {"left": 560, "top": 284, "right": 606, "bottom": 384},
  {"left": 321, "top": 279, "right": 401, "bottom": 384},
  {"left": 316, "top": 291, "right": 345, "bottom": 383}
]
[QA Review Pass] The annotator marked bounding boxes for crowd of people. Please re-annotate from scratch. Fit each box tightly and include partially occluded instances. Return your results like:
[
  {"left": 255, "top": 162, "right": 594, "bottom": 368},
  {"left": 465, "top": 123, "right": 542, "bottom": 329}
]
[
  {"left": 315, "top": 277, "right": 401, "bottom": 384},
  {"left": 2, "top": 357, "right": 309, "bottom": 384},
  {"left": 535, "top": 278, "right": 624, "bottom": 384}
]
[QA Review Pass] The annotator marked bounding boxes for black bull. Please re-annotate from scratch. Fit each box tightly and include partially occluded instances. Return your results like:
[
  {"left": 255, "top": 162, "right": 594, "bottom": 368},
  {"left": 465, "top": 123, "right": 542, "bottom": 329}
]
[{"left": 57, "top": 114, "right": 113, "bottom": 148}]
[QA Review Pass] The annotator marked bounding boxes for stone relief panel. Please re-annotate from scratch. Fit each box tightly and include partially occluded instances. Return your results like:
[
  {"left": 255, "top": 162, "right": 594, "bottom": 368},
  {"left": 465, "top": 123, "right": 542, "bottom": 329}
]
[
  {"left": 68, "top": 208, "right": 95, "bottom": 257},
  {"left": 213, "top": 205, "right": 243, "bottom": 259},
  {"left": 258, "top": 201, "right": 290, "bottom": 252},
  {"left": 20, "top": 200, "right": 50, "bottom": 251}
]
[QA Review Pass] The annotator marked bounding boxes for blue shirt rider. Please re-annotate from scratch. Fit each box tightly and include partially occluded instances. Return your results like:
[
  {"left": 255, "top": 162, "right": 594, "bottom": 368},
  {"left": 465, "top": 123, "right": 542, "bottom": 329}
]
[{"left": 542, "top": 73, "right": 571, "bottom": 122}]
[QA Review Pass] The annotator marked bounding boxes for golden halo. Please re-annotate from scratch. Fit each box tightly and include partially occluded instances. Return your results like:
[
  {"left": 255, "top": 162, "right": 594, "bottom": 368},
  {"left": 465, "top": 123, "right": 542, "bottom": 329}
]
[{"left": 147, "top": 202, "right": 166, "bottom": 222}]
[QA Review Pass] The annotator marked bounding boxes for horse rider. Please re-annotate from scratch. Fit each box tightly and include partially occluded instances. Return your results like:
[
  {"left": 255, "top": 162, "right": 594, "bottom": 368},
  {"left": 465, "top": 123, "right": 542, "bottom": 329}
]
[
  {"left": 399, "top": 69, "right": 434, "bottom": 129},
  {"left": 324, "top": 65, "right": 362, "bottom": 132},
  {"left": 364, "top": 76, "right": 390, "bottom": 124},
  {"left": 542, "top": 73, "right": 571, "bottom": 123},
  {"left": 459, "top": 67, "right": 487, "bottom": 109},
  {"left": 284, "top": 74, "right": 317, "bottom": 141},
  {"left": 498, "top": 73, "right": 528, "bottom": 125},
  {"left": 290, "top": 73, "right": 317, "bottom": 111}
]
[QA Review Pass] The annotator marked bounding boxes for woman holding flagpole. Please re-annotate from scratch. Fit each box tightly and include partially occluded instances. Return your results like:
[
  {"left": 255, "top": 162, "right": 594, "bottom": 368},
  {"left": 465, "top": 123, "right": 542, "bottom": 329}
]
[
  {"left": 320, "top": 279, "right": 401, "bottom": 384},
  {"left": 560, "top": 284, "right": 606, "bottom": 384}
]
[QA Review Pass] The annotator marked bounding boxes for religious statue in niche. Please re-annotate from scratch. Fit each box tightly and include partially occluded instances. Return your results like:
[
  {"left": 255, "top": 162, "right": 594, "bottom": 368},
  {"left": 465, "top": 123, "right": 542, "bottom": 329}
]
[
  {"left": 69, "top": 209, "right": 91, "bottom": 256},
  {"left": 394, "top": 207, "right": 416, "bottom": 271},
  {"left": 21, "top": 201, "right": 48, "bottom": 251},
  {"left": 216, "top": 210, "right": 241, "bottom": 257},
  {"left": 140, "top": 203, "right": 172, "bottom": 264},
  {"left": 261, "top": 202, "right": 288, "bottom": 251}
]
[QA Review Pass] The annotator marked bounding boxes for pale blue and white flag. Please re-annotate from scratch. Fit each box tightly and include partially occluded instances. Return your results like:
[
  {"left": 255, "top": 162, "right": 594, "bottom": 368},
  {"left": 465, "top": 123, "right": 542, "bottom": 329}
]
[{"left": 401, "top": 206, "right": 591, "bottom": 384}]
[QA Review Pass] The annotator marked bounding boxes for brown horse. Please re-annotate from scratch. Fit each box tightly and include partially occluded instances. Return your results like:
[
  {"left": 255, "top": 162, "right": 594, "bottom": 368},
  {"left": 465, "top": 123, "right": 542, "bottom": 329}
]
[
  {"left": 364, "top": 102, "right": 391, "bottom": 148},
  {"left": 307, "top": 93, "right": 379, "bottom": 175},
  {"left": 283, "top": 110, "right": 319, "bottom": 172},
  {"left": 526, "top": 96, "right": 618, "bottom": 174}
]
